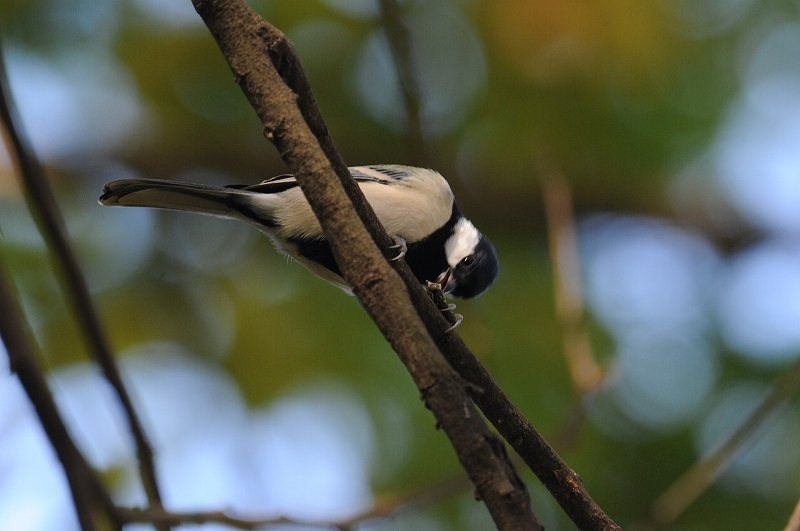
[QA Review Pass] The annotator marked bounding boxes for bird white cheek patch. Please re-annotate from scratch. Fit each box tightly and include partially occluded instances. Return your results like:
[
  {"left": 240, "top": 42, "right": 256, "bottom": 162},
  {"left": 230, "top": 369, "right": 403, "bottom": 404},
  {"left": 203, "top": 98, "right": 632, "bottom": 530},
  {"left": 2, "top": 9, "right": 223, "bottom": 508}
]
[{"left": 445, "top": 218, "right": 480, "bottom": 267}]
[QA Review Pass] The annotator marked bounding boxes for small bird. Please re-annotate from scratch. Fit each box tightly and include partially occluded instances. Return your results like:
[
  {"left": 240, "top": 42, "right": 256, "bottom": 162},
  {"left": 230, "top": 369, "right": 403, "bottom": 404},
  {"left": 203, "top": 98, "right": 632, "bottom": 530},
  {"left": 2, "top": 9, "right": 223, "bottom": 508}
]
[{"left": 99, "top": 165, "right": 498, "bottom": 298}]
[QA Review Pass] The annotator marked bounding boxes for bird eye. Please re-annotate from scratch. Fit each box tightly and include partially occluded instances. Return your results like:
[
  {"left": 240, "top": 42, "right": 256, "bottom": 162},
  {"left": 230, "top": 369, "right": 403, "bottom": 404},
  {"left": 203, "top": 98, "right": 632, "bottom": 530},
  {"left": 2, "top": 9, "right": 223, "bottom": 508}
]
[{"left": 461, "top": 255, "right": 475, "bottom": 266}]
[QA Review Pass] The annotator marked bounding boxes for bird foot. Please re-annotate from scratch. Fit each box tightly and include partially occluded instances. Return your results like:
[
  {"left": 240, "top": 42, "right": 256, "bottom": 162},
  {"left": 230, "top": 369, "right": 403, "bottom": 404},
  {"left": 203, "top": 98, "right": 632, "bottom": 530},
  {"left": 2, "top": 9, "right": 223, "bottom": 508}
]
[
  {"left": 425, "top": 281, "right": 463, "bottom": 332},
  {"left": 444, "top": 313, "right": 464, "bottom": 333},
  {"left": 388, "top": 236, "right": 407, "bottom": 261}
]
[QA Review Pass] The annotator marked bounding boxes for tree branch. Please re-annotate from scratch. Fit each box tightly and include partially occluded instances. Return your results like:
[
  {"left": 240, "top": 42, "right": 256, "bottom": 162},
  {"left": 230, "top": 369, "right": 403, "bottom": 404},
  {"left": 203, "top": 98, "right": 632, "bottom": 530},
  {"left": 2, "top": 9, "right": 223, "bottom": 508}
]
[
  {"left": 190, "top": 1, "right": 540, "bottom": 529},
  {"left": 0, "top": 38, "right": 167, "bottom": 524},
  {"left": 189, "top": 2, "right": 618, "bottom": 529},
  {"left": 420, "top": 297, "right": 620, "bottom": 530},
  {"left": 261, "top": 16, "right": 618, "bottom": 531},
  {"left": 0, "top": 260, "right": 117, "bottom": 530}
]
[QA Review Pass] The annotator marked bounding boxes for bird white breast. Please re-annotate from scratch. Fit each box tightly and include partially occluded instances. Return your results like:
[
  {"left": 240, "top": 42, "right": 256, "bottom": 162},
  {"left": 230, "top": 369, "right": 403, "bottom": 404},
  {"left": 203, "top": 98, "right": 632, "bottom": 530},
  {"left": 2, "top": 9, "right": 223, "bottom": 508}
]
[{"left": 445, "top": 218, "right": 481, "bottom": 267}]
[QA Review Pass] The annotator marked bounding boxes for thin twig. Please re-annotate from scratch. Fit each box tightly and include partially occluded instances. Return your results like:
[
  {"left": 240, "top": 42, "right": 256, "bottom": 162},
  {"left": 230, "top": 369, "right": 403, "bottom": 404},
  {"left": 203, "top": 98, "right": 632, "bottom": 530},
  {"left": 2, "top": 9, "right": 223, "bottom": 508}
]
[
  {"left": 539, "top": 170, "right": 604, "bottom": 395},
  {"left": 190, "top": 2, "right": 540, "bottom": 529},
  {"left": 336, "top": 475, "right": 470, "bottom": 530},
  {"left": 538, "top": 160, "right": 610, "bottom": 450},
  {"left": 0, "top": 260, "right": 118, "bottom": 530},
  {"left": 0, "top": 37, "right": 167, "bottom": 525},
  {"left": 377, "top": 0, "right": 428, "bottom": 165},
  {"left": 118, "top": 475, "right": 470, "bottom": 530},
  {"left": 651, "top": 358, "right": 800, "bottom": 525},
  {"left": 117, "top": 507, "right": 324, "bottom": 530},
  {"left": 784, "top": 498, "right": 800, "bottom": 531}
]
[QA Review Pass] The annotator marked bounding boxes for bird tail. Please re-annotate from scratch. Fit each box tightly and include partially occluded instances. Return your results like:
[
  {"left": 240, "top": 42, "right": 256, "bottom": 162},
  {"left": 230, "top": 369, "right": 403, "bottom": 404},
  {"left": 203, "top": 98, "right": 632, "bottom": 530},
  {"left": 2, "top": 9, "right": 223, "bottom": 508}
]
[{"left": 99, "top": 178, "right": 262, "bottom": 221}]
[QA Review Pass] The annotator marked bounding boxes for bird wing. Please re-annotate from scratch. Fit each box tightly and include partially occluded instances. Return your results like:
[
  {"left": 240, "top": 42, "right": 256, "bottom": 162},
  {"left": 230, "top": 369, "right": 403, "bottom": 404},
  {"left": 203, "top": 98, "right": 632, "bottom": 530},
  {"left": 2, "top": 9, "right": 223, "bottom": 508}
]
[
  {"left": 230, "top": 165, "right": 414, "bottom": 194},
  {"left": 349, "top": 165, "right": 414, "bottom": 183},
  {"left": 227, "top": 174, "right": 298, "bottom": 194}
]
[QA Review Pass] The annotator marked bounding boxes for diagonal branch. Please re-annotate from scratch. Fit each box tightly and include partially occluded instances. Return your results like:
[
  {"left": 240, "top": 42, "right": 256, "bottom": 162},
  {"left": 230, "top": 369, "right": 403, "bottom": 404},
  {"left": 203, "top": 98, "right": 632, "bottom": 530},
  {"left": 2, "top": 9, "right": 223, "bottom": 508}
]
[
  {"left": 0, "top": 260, "right": 117, "bottom": 531},
  {"left": 259, "top": 16, "right": 618, "bottom": 531},
  {"left": 188, "top": 2, "right": 618, "bottom": 529},
  {"left": 190, "top": 1, "right": 540, "bottom": 529},
  {"left": 0, "top": 38, "right": 166, "bottom": 523},
  {"left": 416, "top": 289, "right": 620, "bottom": 530}
]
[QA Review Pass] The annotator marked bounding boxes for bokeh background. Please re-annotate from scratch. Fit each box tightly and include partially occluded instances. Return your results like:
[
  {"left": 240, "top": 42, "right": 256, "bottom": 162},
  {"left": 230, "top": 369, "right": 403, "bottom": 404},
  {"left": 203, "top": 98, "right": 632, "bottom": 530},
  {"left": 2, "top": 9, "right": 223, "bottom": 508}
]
[{"left": 2, "top": 0, "right": 800, "bottom": 529}]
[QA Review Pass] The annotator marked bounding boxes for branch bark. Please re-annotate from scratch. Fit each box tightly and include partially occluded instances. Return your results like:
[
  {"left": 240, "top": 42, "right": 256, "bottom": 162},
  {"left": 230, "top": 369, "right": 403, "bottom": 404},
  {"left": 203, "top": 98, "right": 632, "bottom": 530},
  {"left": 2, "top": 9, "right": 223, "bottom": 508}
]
[
  {"left": 190, "top": 1, "right": 540, "bottom": 529},
  {"left": 0, "top": 39, "right": 166, "bottom": 525},
  {"left": 417, "top": 289, "right": 620, "bottom": 530}
]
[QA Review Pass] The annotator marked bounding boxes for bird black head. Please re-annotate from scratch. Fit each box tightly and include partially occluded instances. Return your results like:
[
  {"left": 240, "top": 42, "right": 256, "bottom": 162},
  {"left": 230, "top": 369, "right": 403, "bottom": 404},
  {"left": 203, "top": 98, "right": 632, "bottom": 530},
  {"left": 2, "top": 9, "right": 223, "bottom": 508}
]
[{"left": 448, "top": 235, "right": 499, "bottom": 299}]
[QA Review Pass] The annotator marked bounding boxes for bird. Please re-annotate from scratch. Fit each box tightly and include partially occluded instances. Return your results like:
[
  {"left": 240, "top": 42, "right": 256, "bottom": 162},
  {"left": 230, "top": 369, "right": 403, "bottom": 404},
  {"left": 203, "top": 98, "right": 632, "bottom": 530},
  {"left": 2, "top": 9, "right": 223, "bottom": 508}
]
[{"left": 99, "top": 165, "right": 499, "bottom": 299}]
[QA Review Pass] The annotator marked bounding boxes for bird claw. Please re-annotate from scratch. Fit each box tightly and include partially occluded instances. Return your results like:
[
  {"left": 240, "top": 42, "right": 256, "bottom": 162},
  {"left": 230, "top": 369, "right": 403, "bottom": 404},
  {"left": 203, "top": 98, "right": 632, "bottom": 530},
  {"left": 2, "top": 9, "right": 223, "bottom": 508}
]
[
  {"left": 444, "top": 313, "right": 464, "bottom": 333},
  {"left": 388, "top": 237, "right": 407, "bottom": 261},
  {"left": 425, "top": 281, "right": 463, "bottom": 332}
]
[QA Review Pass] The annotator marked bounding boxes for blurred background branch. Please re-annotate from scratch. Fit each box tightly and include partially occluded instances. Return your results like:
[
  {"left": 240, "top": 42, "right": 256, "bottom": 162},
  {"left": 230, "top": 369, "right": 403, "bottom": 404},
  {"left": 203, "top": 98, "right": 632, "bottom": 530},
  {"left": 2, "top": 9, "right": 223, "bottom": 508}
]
[
  {"left": 538, "top": 155, "right": 611, "bottom": 450},
  {"left": 651, "top": 357, "right": 800, "bottom": 526},
  {"left": 119, "top": 474, "right": 469, "bottom": 530},
  {"left": 784, "top": 498, "right": 800, "bottom": 531},
  {"left": 0, "top": 37, "right": 166, "bottom": 524},
  {"left": 377, "top": 0, "right": 428, "bottom": 166},
  {"left": 118, "top": 507, "right": 323, "bottom": 530},
  {"left": 539, "top": 162, "right": 604, "bottom": 395},
  {"left": 0, "top": 260, "right": 116, "bottom": 530}
]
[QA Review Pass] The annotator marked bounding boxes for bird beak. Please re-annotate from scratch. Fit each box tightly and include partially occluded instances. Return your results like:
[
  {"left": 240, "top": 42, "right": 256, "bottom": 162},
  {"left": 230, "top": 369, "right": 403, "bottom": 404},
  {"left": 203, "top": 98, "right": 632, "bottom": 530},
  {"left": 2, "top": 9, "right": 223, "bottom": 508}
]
[{"left": 435, "top": 268, "right": 456, "bottom": 294}]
